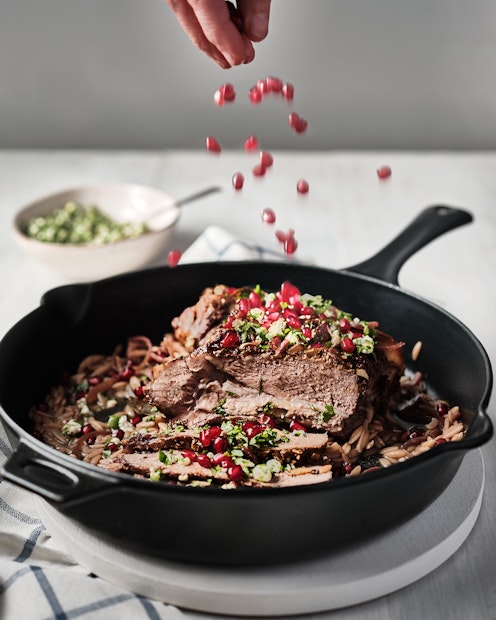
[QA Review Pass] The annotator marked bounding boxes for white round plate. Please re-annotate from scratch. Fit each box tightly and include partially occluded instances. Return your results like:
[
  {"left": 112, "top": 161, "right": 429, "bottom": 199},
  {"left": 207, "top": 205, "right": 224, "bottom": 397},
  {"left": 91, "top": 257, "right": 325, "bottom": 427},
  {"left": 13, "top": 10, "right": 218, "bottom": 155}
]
[{"left": 36, "top": 449, "right": 484, "bottom": 617}]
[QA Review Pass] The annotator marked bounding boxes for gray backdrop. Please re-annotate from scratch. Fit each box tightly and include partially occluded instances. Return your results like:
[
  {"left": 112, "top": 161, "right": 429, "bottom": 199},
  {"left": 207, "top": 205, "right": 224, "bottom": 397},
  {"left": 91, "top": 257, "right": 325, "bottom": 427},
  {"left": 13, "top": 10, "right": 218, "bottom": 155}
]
[{"left": 1, "top": 0, "right": 495, "bottom": 150}]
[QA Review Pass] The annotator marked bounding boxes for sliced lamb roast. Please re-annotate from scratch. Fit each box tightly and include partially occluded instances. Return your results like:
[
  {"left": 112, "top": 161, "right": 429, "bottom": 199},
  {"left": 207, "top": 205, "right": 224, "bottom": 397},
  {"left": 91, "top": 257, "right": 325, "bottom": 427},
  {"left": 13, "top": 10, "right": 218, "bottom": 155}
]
[{"left": 145, "top": 282, "right": 405, "bottom": 439}]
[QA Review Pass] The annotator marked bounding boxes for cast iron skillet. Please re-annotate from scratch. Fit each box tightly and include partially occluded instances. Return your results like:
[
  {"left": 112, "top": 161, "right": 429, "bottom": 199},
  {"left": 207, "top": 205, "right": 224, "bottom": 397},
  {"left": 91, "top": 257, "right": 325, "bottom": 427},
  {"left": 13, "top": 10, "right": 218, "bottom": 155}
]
[{"left": 0, "top": 205, "right": 492, "bottom": 566}]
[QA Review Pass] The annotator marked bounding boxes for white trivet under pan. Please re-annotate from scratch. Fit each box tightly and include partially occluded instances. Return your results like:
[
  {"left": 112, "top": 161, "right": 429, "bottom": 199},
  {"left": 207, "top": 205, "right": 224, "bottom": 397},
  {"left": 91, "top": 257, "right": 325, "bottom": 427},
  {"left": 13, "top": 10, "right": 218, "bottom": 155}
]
[{"left": 36, "top": 449, "right": 484, "bottom": 617}]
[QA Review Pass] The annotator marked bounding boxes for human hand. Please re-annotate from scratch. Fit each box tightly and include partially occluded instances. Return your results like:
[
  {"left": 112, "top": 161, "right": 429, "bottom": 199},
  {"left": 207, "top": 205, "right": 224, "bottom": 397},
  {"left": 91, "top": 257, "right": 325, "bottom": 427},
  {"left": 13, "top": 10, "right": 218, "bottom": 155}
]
[{"left": 165, "top": 0, "right": 271, "bottom": 69}]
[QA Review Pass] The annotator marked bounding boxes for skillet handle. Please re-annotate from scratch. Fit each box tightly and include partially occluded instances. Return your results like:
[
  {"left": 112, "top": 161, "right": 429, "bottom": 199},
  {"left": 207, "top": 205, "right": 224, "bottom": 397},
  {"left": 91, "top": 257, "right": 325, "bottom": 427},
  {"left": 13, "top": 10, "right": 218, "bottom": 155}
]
[
  {"left": 347, "top": 205, "right": 473, "bottom": 285},
  {"left": 1, "top": 440, "right": 112, "bottom": 506}
]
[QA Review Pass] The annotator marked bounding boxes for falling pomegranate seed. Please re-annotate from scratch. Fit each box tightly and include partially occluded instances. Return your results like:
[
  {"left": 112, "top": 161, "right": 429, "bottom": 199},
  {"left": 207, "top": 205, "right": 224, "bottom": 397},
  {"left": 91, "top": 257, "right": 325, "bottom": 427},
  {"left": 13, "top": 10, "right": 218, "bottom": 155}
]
[
  {"left": 213, "top": 89, "right": 225, "bottom": 106},
  {"left": 206, "top": 136, "right": 222, "bottom": 153},
  {"left": 341, "top": 337, "right": 355, "bottom": 354},
  {"left": 257, "top": 79, "right": 269, "bottom": 95},
  {"left": 377, "top": 165, "right": 392, "bottom": 179},
  {"left": 284, "top": 237, "right": 298, "bottom": 254},
  {"left": 260, "top": 151, "right": 274, "bottom": 168},
  {"left": 267, "top": 76, "right": 283, "bottom": 93},
  {"left": 252, "top": 163, "right": 266, "bottom": 177},
  {"left": 228, "top": 464, "right": 244, "bottom": 481},
  {"left": 249, "top": 86, "right": 263, "bottom": 104},
  {"left": 296, "top": 179, "right": 309, "bottom": 194},
  {"left": 220, "top": 83, "right": 236, "bottom": 102},
  {"left": 232, "top": 172, "right": 244, "bottom": 190},
  {"left": 262, "top": 208, "right": 276, "bottom": 224},
  {"left": 244, "top": 135, "right": 259, "bottom": 151},
  {"left": 275, "top": 229, "right": 295, "bottom": 243},
  {"left": 221, "top": 331, "right": 239, "bottom": 348},
  {"left": 167, "top": 249, "right": 182, "bottom": 268},
  {"left": 282, "top": 82, "right": 294, "bottom": 101},
  {"left": 289, "top": 112, "right": 308, "bottom": 134}
]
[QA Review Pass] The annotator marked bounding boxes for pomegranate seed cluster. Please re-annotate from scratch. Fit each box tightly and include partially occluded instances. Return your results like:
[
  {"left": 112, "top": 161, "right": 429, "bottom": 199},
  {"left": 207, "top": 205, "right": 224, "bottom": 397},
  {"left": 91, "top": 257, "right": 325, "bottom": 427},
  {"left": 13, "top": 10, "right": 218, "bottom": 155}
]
[
  {"left": 219, "top": 281, "right": 376, "bottom": 356},
  {"left": 206, "top": 75, "right": 312, "bottom": 255}
]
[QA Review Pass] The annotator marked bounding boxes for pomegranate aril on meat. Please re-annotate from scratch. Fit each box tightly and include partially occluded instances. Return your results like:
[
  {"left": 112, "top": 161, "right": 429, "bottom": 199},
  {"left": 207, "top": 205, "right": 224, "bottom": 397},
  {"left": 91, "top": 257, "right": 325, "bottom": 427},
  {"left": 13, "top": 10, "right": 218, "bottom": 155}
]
[
  {"left": 260, "top": 151, "right": 274, "bottom": 168},
  {"left": 181, "top": 449, "right": 197, "bottom": 462},
  {"left": 200, "top": 429, "right": 212, "bottom": 447},
  {"left": 213, "top": 436, "right": 228, "bottom": 453},
  {"left": 289, "top": 420, "right": 307, "bottom": 432},
  {"left": 246, "top": 425, "right": 264, "bottom": 439},
  {"left": 228, "top": 464, "right": 244, "bottom": 481},
  {"left": 244, "top": 135, "right": 259, "bottom": 151},
  {"left": 209, "top": 426, "right": 222, "bottom": 440},
  {"left": 133, "top": 385, "right": 144, "bottom": 397},
  {"left": 238, "top": 298, "right": 249, "bottom": 315},
  {"left": 107, "top": 442, "right": 119, "bottom": 453},
  {"left": 248, "top": 291, "right": 262, "bottom": 308},
  {"left": 258, "top": 413, "right": 275, "bottom": 428},
  {"left": 262, "top": 208, "right": 276, "bottom": 224},
  {"left": 296, "top": 179, "right": 309, "bottom": 194},
  {"left": 82, "top": 424, "right": 94, "bottom": 435},
  {"left": 232, "top": 172, "right": 244, "bottom": 190},
  {"left": 339, "top": 317, "right": 351, "bottom": 333},
  {"left": 130, "top": 415, "right": 141, "bottom": 426},
  {"left": 197, "top": 453, "right": 212, "bottom": 469},
  {"left": 167, "top": 249, "right": 182, "bottom": 268},
  {"left": 221, "top": 331, "right": 239, "bottom": 348},
  {"left": 206, "top": 136, "right": 222, "bottom": 153},
  {"left": 341, "top": 337, "right": 355, "bottom": 353},
  {"left": 88, "top": 376, "right": 101, "bottom": 385},
  {"left": 280, "top": 281, "right": 300, "bottom": 302},
  {"left": 220, "top": 455, "right": 235, "bottom": 469},
  {"left": 377, "top": 165, "right": 392, "bottom": 179}
]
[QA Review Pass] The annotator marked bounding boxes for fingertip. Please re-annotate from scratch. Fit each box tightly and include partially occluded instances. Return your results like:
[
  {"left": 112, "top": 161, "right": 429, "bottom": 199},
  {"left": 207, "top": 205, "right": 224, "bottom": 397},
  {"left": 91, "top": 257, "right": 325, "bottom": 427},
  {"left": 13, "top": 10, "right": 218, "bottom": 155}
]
[{"left": 245, "top": 14, "right": 269, "bottom": 42}]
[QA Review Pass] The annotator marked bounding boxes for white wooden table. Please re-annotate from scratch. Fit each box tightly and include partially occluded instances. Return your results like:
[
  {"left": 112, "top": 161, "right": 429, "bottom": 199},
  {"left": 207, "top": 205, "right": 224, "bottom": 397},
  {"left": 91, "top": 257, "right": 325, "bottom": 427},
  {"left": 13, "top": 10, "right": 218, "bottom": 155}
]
[{"left": 0, "top": 149, "right": 495, "bottom": 619}]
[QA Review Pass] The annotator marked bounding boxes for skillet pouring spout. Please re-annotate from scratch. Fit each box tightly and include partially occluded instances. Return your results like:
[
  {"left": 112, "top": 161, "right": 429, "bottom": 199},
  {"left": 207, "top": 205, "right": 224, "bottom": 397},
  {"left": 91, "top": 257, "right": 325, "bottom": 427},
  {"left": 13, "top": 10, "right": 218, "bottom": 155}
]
[{"left": 0, "top": 203, "right": 492, "bottom": 565}]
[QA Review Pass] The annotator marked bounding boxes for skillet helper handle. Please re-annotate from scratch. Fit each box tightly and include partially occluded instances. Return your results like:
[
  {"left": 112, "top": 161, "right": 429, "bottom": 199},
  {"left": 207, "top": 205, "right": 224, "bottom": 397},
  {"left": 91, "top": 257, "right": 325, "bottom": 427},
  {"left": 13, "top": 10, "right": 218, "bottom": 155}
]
[
  {"left": 348, "top": 205, "right": 473, "bottom": 285},
  {"left": 1, "top": 441, "right": 110, "bottom": 505}
]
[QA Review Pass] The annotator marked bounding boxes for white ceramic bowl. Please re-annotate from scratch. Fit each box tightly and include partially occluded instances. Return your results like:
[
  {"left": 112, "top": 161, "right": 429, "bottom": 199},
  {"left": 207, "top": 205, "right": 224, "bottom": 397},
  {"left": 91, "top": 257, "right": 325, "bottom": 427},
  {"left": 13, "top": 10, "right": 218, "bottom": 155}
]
[{"left": 12, "top": 184, "right": 181, "bottom": 282}]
